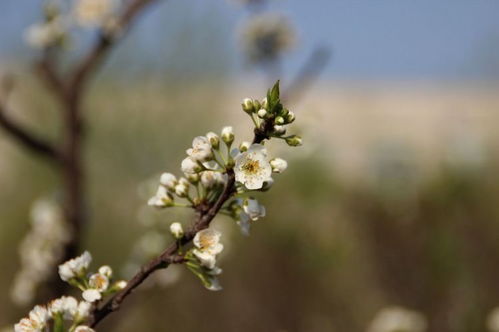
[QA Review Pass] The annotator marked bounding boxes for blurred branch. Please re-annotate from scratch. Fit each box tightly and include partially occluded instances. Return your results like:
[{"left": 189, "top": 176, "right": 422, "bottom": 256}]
[
  {"left": 282, "top": 46, "right": 331, "bottom": 104},
  {"left": 0, "top": 100, "right": 61, "bottom": 163}
]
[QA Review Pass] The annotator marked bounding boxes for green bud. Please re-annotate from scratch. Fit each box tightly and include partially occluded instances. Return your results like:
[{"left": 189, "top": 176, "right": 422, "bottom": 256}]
[
  {"left": 273, "top": 125, "right": 286, "bottom": 136},
  {"left": 206, "top": 132, "right": 220, "bottom": 149},
  {"left": 261, "top": 97, "right": 268, "bottom": 110},
  {"left": 221, "top": 126, "right": 234, "bottom": 144},
  {"left": 285, "top": 135, "right": 303, "bottom": 147},
  {"left": 239, "top": 141, "right": 251, "bottom": 152},
  {"left": 275, "top": 116, "right": 285, "bottom": 125},
  {"left": 186, "top": 173, "right": 200, "bottom": 184},
  {"left": 285, "top": 111, "right": 295, "bottom": 123},
  {"left": 242, "top": 98, "right": 254, "bottom": 114},
  {"left": 252, "top": 99, "right": 261, "bottom": 111}
]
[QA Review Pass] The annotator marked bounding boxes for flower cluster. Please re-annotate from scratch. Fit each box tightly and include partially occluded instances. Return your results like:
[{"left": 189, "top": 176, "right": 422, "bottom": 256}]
[
  {"left": 58, "top": 251, "right": 126, "bottom": 303},
  {"left": 147, "top": 81, "right": 299, "bottom": 290},
  {"left": 11, "top": 198, "right": 71, "bottom": 306},
  {"left": 25, "top": 0, "right": 118, "bottom": 49},
  {"left": 15, "top": 296, "right": 93, "bottom": 332},
  {"left": 238, "top": 12, "right": 296, "bottom": 65}
]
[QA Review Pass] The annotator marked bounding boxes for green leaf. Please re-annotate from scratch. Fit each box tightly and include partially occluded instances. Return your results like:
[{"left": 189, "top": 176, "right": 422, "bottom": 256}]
[{"left": 266, "top": 80, "right": 281, "bottom": 113}]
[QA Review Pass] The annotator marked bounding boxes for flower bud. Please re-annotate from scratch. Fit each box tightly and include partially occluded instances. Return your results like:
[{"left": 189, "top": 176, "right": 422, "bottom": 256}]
[
  {"left": 115, "top": 280, "right": 127, "bottom": 290},
  {"left": 221, "top": 126, "right": 234, "bottom": 144},
  {"left": 285, "top": 135, "right": 302, "bottom": 147},
  {"left": 270, "top": 158, "right": 288, "bottom": 173},
  {"left": 252, "top": 99, "right": 261, "bottom": 111},
  {"left": 181, "top": 157, "right": 202, "bottom": 174},
  {"left": 275, "top": 116, "right": 285, "bottom": 125},
  {"left": 261, "top": 97, "right": 268, "bottom": 109},
  {"left": 160, "top": 172, "right": 177, "bottom": 191},
  {"left": 206, "top": 132, "right": 220, "bottom": 149},
  {"left": 175, "top": 183, "right": 189, "bottom": 197},
  {"left": 186, "top": 173, "right": 200, "bottom": 184},
  {"left": 273, "top": 125, "right": 286, "bottom": 136},
  {"left": 257, "top": 109, "right": 267, "bottom": 118},
  {"left": 239, "top": 141, "right": 251, "bottom": 152},
  {"left": 242, "top": 98, "right": 254, "bottom": 114},
  {"left": 170, "top": 222, "right": 184, "bottom": 239},
  {"left": 285, "top": 111, "right": 295, "bottom": 123},
  {"left": 260, "top": 178, "right": 274, "bottom": 191}
]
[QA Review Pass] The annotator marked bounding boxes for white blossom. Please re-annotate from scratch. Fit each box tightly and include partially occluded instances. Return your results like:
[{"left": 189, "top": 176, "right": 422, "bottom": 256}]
[
  {"left": 170, "top": 222, "right": 184, "bottom": 239},
  {"left": 74, "top": 0, "right": 115, "bottom": 28},
  {"left": 49, "top": 296, "right": 78, "bottom": 319},
  {"left": 174, "top": 182, "right": 189, "bottom": 197},
  {"left": 193, "top": 229, "right": 224, "bottom": 269},
  {"left": 234, "top": 144, "right": 272, "bottom": 190},
  {"left": 15, "top": 305, "right": 49, "bottom": 332},
  {"left": 181, "top": 157, "right": 201, "bottom": 174},
  {"left": 367, "top": 306, "right": 427, "bottom": 332},
  {"left": 270, "top": 158, "right": 287, "bottom": 173},
  {"left": 82, "top": 289, "right": 101, "bottom": 303},
  {"left": 58, "top": 251, "right": 92, "bottom": 282},
  {"left": 24, "top": 19, "right": 65, "bottom": 49},
  {"left": 187, "top": 136, "right": 213, "bottom": 162},
  {"left": 89, "top": 273, "right": 109, "bottom": 291},
  {"left": 159, "top": 172, "right": 177, "bottom": 191},
  {"left": 147, "top": 186, "right": 173, "bottom": 208}
]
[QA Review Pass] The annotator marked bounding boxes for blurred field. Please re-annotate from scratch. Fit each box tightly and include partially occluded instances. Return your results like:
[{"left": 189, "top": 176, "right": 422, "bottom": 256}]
[{"left": 1, "top": 77, "right": 499, "bottom": 332}]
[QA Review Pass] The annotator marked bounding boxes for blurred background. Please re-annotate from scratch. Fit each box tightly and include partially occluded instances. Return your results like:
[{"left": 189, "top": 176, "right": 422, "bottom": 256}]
[{"left": 1, "top": 0, "right": 499, "bottom": 331}]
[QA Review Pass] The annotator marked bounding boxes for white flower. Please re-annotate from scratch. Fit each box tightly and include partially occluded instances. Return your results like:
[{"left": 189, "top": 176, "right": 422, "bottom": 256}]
[
  {"left": 170, "top": 222, "right": 184, "bottom": 239},
  {"left": 238, "top": 13, "right": 296, "bottom": 64},
  {"left": 58, "top": 251, "right": 92, "bottom": 281},
  {"left": 270, "top": 158, "right": 287, "bottom": 173},
  {"left": 193, "top": 229, "right": 224, "bottom": 269},
  {"left": 82, "top": 289, "right": 102, "bottom": 303},
  {"left": 147, "top": 186, "right": 173, "bottom": 208},
  {"left": 221, "top": 126, "right": 234, "bottom": 144},
  {"left": 74, "top": 326, "right": 95, "bottom": 332},
  {"left": 76, "top": 301, "right": 92, "bottom": 320},
  {"left": 487, "top": 307, "right": 499, "bottom": 332},
  {"left": 74, "top": 0, "right": 115, "bottom": 28},
  {"left": 200, "top": 171, "right": 224, "bottom": 188},
  {"left": 15, "top": 305, "right": 49, "bottom": 332},
  {"left": 24, "top": 19, "right": 65, "bottom": 49},
  {"left": 159, "top": 172, "right": 177, "bottom": 191},
  {"left": 98, "top": 265, "right": 113, "bottom": 278},
  {"left": 49, "top": 296, "right": 78, "bottom": 319},
  {"left": 187, "top": 136, "right": 213, "bottom": 162},
  {"left": 367, "top": 306, "right": 427, "bottom": 332},
  {"left": 89, "top": 273, "right": 109, "bottom": 291},
  {"left": 181, "top": 157, "right": 201, "bottom": 174},
  {"left": 234, "top": 144, "right": 272, "bottom": 190},
  {"left": 243, "top": 198, "right": 266, "bottom": 221}
]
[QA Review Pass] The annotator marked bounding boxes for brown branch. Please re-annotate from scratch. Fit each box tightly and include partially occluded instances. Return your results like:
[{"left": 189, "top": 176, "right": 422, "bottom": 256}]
[
  {"left": 89, "top": 170, "right": 237, "bottom": 327},
  {"left": 34, "top": 53, "right": 67, "bottom": 100},
  {"left": 68, "top": 0, "right": 160, "bottom": 95},
  {"left": 0, "top": 104, "right": 61, "bottom": 163}
]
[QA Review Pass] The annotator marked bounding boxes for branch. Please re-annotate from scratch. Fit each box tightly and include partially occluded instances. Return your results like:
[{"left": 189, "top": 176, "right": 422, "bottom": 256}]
[
  {"left": 68, "top": 0, "right": 161, "bottom": 95},
  {"left": 282, "top": 46, "right": 331, "bottom": 104},
  {"left": 89, "top": 170, "right": 236, "bottom": 327},
  {"left": 34, "top": 52, "right": 67, "bottom": 100},
  {"left": 0, "top": 104, "right": 61, "bottom": 163}
]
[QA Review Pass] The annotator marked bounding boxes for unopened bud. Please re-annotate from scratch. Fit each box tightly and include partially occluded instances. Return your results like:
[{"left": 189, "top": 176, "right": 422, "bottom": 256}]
[
  {"left": 285, "top": 111, "right": 295, "bottom": 123},
  {"left": 239, "top": 141, "right": 251, "bottom": 152},
  {"left": 242, "top": 98, "right": 254, "bottom": 114},
  {"left": 261, "top": 97, "right": 268, "bottom": 109},
  {"left": 170, "top": 222, "right": 184, "bottom": 239},
  {"left": 186, "top": 173, "right": 200, "bottom": 184},
  {"left": 273, "top": 125, "right": 286, "bottom": 136},
  {"left": 206, "top": 132, "right": 220, "bottom": 149},
  {"left": 221, "top": 126, "right": 234, "bottom": 144},
  {"left": 285, "top": 135, "right": 302, "bottom": 147},
  {"left": 275, "top": 116, "right": 285, "bottom": 125},
  {"left": 252, "top": 99, "right": 261, "bottom": 111}
]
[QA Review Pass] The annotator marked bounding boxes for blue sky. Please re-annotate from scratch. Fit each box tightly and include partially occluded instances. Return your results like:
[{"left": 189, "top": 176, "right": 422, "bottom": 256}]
[{"left": 1, "top": 0, "right": 499, "bottom": 81}]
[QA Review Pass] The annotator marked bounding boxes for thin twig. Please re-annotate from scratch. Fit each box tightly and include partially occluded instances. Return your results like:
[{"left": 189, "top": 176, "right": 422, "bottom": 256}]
[{"left": 0, "top": 103, "right": 61, "bottom": 163}]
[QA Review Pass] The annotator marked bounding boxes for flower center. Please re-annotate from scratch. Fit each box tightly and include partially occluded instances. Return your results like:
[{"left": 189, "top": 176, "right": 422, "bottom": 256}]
[{"left": 242, "top": 160, "right": 260, "bottom": 175}]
